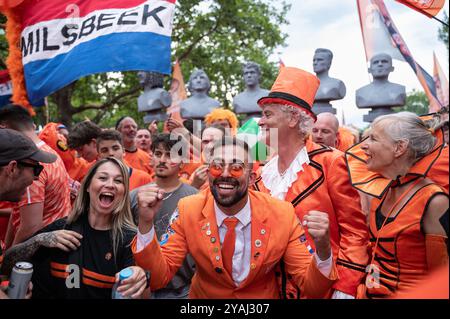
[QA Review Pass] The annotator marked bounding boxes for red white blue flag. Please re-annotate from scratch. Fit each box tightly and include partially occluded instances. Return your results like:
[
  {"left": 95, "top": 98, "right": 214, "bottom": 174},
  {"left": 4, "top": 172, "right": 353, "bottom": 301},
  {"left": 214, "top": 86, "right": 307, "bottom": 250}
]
[
  {"left": 0, "top": 70, "right": 13, "bottom": 107},
  {"left": 17, "top": 0, "right": 176, "bottom": 106}
]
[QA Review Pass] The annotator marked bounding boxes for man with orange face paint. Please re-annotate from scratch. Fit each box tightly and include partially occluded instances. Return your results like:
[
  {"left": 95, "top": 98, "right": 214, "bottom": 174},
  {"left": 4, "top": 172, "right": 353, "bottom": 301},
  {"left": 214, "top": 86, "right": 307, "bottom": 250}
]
[{"left": 254, "top": 67, "right": 369, "bottom": 299}]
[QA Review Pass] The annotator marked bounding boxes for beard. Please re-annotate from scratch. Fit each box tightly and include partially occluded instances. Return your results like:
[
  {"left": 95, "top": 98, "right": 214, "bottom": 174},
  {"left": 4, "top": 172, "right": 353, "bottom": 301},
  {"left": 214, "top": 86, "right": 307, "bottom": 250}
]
[{"left": 211, "top": 177, "right": 248, "bottom": 207}]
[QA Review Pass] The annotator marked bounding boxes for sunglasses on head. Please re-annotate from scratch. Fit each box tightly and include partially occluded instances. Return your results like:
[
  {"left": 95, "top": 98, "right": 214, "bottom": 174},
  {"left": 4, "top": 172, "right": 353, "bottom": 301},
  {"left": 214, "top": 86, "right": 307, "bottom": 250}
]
[
  {"left": 208, "top": 161, "right": 246, "bottom": 178},
  {"left": 17, "top": 161, "right": 44, "bottom": 177}
]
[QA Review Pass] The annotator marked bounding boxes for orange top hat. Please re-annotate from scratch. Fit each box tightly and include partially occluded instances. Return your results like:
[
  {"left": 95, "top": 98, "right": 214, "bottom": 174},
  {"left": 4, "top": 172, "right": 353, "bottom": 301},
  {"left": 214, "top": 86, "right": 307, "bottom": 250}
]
[{"left": 258, "top": 67, "right": 320, "bottom": 121}]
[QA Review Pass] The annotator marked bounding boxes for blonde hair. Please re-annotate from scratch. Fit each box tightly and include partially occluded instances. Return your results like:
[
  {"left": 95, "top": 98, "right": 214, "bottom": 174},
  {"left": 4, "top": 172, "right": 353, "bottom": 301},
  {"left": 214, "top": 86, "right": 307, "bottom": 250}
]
[{"left": 68, "top": 157, "right": 136, "bottom": 259}]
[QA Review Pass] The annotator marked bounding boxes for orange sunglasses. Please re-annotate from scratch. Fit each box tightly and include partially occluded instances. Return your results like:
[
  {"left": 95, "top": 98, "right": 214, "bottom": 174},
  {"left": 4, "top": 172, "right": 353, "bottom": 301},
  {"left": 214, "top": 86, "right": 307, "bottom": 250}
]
[{"left": 208, "top": 162, "right": 246, "bottom": 178}]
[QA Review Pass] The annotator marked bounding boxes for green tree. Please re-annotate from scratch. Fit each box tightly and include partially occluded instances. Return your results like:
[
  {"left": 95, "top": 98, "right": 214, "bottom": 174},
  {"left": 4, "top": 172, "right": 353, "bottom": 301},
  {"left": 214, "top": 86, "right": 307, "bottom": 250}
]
[
  {"left": 393, "top": 90, "right": 429, "bottom": 115},
  {"left": 438, "top": 11, "right": 449, "bottom": 57},
  {"left": 2, "top": 0, "right": 290, "bottom": 127},
  {"left": 0, "top": 14, "right": 7, "bottom": 69}
]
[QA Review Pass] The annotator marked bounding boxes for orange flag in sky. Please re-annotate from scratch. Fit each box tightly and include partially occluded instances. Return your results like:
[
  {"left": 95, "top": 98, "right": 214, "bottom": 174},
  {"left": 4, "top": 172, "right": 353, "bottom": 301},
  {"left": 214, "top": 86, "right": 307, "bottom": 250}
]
[
  {"left": 395, "top": 0, "right": 445, "bottom": 18},
  {"left": 167, "top": 59, "right": 186, "bottom": 122}
]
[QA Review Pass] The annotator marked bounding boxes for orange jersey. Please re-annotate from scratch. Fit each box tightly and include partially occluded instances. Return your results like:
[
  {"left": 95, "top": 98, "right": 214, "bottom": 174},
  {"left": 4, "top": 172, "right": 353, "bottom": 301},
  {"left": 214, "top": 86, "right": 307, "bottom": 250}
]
[
  {"left": 362, "top": 183, "right": 448, "bottom": 299},
  {"left": 128, "top": 167, "right": 153, "bottom": 191},
  {"left": 255, "top": 140, "right": 369, "bottom": 297},
  {"left": 11, "top": 142, "right": 71, "bottom": 235},
  {"left": 124, "top": 148, "right": 153, "bottom": 176},
  {"left": 336, "top": 127, "right": 356, "bottom": 153}
]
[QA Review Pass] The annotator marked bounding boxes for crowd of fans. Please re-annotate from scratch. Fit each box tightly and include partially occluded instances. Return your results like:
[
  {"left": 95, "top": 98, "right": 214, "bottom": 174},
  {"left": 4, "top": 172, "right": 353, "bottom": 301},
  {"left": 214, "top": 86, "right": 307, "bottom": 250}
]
[{"left": 0, "top": 66, "right": 448, "bottom": 299}]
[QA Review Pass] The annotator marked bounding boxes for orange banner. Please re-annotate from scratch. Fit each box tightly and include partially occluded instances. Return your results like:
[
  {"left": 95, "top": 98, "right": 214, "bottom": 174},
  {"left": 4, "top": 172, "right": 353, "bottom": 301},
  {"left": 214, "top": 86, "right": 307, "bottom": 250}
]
[
  {"left": 167, "top": 59, "right": 186, "bottom": 122},
  {"left": 433, "top": 52, "right": 449, "bottom": 108},
  {"left": 395, "top": 0, "right": 445, "bottom": 18}
]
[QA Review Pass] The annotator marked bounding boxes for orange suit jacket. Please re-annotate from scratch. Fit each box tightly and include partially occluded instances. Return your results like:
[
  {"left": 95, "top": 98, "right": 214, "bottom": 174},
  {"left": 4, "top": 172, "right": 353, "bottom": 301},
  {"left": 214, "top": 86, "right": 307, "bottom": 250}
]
[
  {"left": 132, "top": 189, "right": 338, "bottom": 299},
  {"left": 254, "top": 140, "right": 369, "bottom": 296}
]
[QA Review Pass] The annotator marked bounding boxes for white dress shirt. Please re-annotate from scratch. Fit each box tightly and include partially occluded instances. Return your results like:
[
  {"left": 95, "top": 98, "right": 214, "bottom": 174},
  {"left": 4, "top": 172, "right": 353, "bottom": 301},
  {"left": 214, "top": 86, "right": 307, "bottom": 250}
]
[
  {"left": 261, "top": 146, "right": 310, "bottom": 200},
  {"left": 261, "top": 146, "right": 354, "bottom": 299},
  {"left": 214, "top": 199, "right": 252, "bottom": 286},
  {"left": 136, "top": 198, "right": 333, "bottom": 287}
]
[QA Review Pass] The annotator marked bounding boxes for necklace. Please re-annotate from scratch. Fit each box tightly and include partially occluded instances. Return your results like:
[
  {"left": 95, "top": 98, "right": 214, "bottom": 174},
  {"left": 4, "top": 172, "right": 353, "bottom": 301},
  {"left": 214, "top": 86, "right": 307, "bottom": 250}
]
[{"left": 162, "top": 192, "right": 174, "bottom": 201}]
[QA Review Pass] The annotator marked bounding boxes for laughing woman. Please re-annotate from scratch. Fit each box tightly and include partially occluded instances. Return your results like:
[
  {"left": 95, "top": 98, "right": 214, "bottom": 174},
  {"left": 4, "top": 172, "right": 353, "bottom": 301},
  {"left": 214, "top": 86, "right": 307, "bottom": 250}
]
[
  {"left": 346, "top": 112, "right": 449, "bottom": 299},
  {"left": 1, "top": 158, "right": 148, "bottom": 299}
]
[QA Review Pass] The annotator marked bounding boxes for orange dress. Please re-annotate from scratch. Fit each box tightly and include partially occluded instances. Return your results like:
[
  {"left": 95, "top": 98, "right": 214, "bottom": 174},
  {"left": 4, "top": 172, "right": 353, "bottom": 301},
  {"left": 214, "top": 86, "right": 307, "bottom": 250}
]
[
  {"left": 345, "top": 126, "right": 448, "bottom": 299},
  {"left": 362, "top": 183, "right": 447, "bottom": 298},
  {"left": 428, "top": 145, "right": 449, "bottom": 194}
]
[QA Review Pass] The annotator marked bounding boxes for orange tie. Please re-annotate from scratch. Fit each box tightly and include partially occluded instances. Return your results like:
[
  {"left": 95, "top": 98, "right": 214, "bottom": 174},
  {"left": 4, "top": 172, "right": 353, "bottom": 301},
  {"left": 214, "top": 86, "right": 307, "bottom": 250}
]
[{"left": 222, "top": 217, "right": 239, "bottom": 277}]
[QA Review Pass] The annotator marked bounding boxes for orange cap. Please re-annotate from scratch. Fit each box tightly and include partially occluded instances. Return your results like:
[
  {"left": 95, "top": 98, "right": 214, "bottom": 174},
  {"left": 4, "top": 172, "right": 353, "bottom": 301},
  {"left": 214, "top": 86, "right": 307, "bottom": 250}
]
[{"left": 258, "top": 67, "right": 320, "bottom": 121}]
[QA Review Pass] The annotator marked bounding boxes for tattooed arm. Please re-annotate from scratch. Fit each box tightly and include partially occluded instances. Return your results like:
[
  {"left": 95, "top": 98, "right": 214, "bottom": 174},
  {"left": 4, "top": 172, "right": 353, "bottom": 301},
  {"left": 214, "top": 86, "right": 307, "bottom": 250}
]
[{"left": 1, "top": 230, "right": 83, "bottom": 276}]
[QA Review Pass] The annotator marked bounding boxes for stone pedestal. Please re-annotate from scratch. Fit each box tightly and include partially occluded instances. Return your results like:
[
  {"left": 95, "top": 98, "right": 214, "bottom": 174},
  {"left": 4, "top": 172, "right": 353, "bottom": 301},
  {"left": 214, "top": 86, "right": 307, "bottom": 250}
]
[
  {"left": 362, "top": 107, "right": 395, "bottom": 123},
  {"left": 312, "top": 102, "right": 336, "bottom": 115}
]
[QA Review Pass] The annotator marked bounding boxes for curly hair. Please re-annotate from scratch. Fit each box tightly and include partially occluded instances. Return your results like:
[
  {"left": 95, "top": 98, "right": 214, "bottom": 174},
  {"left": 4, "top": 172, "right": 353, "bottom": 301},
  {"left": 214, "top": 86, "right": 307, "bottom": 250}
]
[
  {"left": 278, "top": 104, "right": 315, "bottom": 139},
  {"left": 204, "top": 108, "right": 239, "bottom": 134}
]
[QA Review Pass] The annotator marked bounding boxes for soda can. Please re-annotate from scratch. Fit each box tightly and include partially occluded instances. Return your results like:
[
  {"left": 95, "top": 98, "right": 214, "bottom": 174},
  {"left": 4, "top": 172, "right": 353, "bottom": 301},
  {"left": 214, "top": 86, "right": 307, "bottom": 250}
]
[{"left": 7, "top": 262, "right": 33, "bottom": 299}]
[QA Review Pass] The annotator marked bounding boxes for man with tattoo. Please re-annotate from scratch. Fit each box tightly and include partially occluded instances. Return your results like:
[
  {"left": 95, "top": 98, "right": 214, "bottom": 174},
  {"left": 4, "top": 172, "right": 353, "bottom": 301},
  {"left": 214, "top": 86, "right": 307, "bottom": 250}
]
[
  {"left": 0, "top": 105, "right": 71, "bottom": 248},
  {"left": 0, "top": 128, "right": 56, "bottom": 299}
]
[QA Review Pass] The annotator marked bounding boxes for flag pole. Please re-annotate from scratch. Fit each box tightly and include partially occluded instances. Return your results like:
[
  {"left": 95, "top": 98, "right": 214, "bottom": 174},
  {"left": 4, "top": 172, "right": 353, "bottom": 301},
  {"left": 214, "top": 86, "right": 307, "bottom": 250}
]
[{"left": 432, "top": 15, "right": 449, "bottom": 27}]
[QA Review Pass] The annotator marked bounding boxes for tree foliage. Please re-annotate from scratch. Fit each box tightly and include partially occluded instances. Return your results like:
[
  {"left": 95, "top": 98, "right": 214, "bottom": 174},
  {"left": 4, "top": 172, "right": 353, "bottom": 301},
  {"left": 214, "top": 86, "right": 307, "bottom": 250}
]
[
  {"left": 438, "top": 11, "right": 449, "bottom": 57},
  {"left": 393, "top": 89, "right": 429, "bottom": 115},
  {"left": 1, "top": 0, "right": 290, "bottom": 128}
]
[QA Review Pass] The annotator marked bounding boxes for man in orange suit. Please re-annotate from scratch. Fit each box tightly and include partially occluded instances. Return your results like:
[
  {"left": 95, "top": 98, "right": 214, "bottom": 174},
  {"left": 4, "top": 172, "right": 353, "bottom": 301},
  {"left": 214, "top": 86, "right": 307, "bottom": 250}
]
[
  {"left": 254, "top": 67, "right": 369, "bottom": 299},
  {"left": 131, "top": 137, "right": 337, "bottom": 299}
]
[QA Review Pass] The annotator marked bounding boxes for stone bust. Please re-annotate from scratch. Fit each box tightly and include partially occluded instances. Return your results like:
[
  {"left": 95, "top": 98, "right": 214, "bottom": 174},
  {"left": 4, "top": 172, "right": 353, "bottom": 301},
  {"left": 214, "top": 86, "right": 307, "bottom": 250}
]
[
  {"left": 180, "top": 69, "right": 220, "bottom": 120},
  {"left": 356, "top": 53, "right": 406, "bottom": 108},
  {"left": 137, "top": 71, "right": 172, "bottom": 123},
  {"left": 233, "top": 62, "right": 269, "bottom": 116},
  {"left": 313, "top": 48, "right": 346, "bottom": 102}
]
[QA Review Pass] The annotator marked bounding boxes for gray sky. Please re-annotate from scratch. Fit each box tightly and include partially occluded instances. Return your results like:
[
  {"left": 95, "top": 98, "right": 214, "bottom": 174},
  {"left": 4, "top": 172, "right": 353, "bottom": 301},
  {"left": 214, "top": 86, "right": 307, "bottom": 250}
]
[{"left": 275, "top": 0, "right": 449, "bottom": 128}]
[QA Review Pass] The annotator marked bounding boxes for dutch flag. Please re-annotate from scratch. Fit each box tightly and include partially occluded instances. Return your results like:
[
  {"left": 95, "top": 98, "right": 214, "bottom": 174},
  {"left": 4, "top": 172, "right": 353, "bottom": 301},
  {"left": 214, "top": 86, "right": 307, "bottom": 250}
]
[{"left": 18, "top": 0, "right": 176, "bottom": 105}]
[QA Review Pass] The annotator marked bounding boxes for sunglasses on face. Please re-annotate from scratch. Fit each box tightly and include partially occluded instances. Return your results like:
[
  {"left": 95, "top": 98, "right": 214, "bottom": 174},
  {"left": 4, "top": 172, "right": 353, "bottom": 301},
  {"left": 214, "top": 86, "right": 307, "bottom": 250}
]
[
  {"left": 18, "top": 161, "right": 44, "bottom": 177},
  {"left": 208, "top": 161, "right": 247, "bottom": 178}
]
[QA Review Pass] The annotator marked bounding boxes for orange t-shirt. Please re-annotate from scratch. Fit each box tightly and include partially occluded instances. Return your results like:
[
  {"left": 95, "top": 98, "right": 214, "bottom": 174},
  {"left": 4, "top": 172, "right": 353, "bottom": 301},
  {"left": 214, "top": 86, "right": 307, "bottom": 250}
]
[
  {"left": 124, "top": 148, "right": 153, "bottom": 176},
  {"left": 11, "top": 142, "right": 72, "bottom": 235},
  {"left": 0, "top": 202, "right": 13, "bottom": 242},
  {"left": 129, "top": 167, "right": 153, "bottom": 191},
  {"left": 336, "top": 127, "right": 357, "bottom": 153}
]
